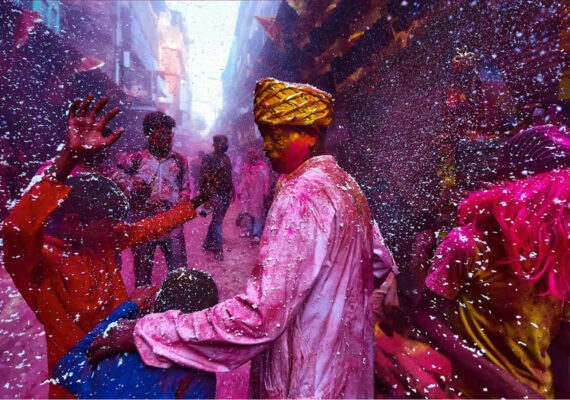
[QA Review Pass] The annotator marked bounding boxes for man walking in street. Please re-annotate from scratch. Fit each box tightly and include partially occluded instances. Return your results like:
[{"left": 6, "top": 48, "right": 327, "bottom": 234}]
[
  {"left": 200, "top": 134, "right": 234, "bottom": 261},
  {"left": 237, "top": 148, "right": 270, "bottom": 242}
]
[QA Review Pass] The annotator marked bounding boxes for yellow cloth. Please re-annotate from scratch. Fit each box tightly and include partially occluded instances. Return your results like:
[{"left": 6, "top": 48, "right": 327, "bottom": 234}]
[
  {"left": 254, "top": 78, "right": 333, "bottom": 127},
  {"left": 426, "top": 226, "right": 570, "bottom": 398}
]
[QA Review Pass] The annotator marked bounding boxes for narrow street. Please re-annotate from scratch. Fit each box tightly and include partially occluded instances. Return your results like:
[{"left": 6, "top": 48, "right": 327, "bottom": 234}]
[{"left": 0, "top": 200, "right": 256, "bottom": 398}]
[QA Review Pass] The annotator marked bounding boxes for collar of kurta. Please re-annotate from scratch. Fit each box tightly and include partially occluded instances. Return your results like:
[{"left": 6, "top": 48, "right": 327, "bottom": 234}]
[{"left": 275, "top": 155, "right": 336, "bottom": 195}]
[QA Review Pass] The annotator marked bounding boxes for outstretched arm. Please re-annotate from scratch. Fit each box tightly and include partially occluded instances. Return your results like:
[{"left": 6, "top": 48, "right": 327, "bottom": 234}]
[
  {"left": 414, "top": 290, "right": 542, "bottom": 399},
  {"left": 110, "top": 191, "right": 211, "bottom": 251},
  {"left": 89, "top": 188, "right": 332, "bottom": 372}
]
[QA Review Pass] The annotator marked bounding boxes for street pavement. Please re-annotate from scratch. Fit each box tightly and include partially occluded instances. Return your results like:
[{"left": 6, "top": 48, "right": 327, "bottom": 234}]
[{"left": 0, "top": 200, "right": 257, "bottom": 398}]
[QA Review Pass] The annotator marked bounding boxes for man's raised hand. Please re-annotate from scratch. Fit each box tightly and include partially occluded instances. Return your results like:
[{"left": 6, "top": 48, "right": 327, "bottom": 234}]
[{"left": 67, "top": 94, "right": 124, "bottom": 157}]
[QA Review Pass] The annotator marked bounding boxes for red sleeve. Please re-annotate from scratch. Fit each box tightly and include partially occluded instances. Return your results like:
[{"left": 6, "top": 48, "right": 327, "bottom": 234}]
[
  {"left": 111, "top": 201, "right": 197, "bottom": 250},
  {"left": 425, "top": 226, "right": 479, "bottom": 300},
  {"left": 2, "top": 179, "right": 71, "bottom": 306}
]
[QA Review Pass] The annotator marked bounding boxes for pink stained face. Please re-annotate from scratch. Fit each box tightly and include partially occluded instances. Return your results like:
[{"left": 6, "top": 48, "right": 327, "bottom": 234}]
[
  {"left": 147, "top": 126, "right": 174, "bottom": 151},
  {"left": 259, "top": 125, "right": 316, "bottom": 174}
]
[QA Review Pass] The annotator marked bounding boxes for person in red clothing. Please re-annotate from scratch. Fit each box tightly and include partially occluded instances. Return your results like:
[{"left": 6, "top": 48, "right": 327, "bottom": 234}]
[{"left": 2, "top": 95, "right": 209, "bottom": 398}]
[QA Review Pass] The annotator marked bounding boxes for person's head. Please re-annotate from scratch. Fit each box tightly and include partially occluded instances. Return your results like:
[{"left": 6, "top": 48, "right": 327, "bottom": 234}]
[
  {"left": 253, "top": 78, "right": 333, "bottom": 174},
  {"left": 213, "top": 134, "right": 229, "bottom": 154},
  {"left": 48, "top": 174, "right": 130, "bottom": 247},
  {"left": 246, "top": 148, "right": 259, "bottom": 163},
  {"left": 490, "top": 125, "right": 570, "bottom": 182},
  {"left": 259, "top": 125, "right": 326, "bottom": 173},
  {"left": 154, "top": 268, "right": 219, "bottom": 314},
  {"left": 143, "top": 111, "right": 176, "bottom": 152},
  {"left": 462, "top": 125, "right": 570, "bottom": 300}
]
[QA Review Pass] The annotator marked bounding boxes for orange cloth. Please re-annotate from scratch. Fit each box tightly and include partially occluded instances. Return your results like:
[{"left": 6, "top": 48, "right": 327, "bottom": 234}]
[
  {"left": 426, "top": 226, "right": 570, "bottom": 398},
  {"left": 2, "top": 179, "right": 196, "bottom": 398}
]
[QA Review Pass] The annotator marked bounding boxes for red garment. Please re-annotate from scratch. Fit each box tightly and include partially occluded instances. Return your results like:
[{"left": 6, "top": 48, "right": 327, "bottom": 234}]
[{"left": 2, "top": 179, "right": 196, "bottom": 398}]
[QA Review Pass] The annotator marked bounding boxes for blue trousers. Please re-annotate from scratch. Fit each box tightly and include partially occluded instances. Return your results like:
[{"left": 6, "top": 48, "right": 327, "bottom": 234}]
[
  {"left": 203, "top": 194, "right": 231, "bottom": 251},
  {"left": 245, "top": 213, "right": 264, "bottom": 238}
]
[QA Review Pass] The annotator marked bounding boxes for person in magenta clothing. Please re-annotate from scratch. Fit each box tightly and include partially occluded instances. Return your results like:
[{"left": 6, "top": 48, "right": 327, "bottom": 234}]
[
  {"left": 88, "top": 78, "right": 397, "bottom": 398},
  {"left": 415, "top": 125, "right": 570, "bottom": 398},
  {"left": 237, "top": 147, "right": 271, "bottom": 240}
]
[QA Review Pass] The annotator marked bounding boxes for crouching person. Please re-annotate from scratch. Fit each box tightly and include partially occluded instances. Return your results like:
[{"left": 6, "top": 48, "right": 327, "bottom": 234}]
[{"left": 53, "top": 269, "right": 218, "bottom": 399}]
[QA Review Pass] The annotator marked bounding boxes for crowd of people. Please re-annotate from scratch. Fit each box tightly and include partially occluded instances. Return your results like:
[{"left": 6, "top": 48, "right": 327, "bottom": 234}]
[{"left": 0, "top": 77, "right": 569, "bottom": 399}]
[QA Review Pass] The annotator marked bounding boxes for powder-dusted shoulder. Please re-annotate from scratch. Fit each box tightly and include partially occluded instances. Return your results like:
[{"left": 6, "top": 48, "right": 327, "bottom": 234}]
[{"left": 278, "top": 156, "right": 350, "bottom": 197}]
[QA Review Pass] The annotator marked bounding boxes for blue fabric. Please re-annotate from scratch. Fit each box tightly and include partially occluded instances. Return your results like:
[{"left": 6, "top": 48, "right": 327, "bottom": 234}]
[
  {"left": 53, "top": 301, "right": 216, "bottom": 399},
  {"left": 203, "top": 194, "right": 231, "bottom": 251}
]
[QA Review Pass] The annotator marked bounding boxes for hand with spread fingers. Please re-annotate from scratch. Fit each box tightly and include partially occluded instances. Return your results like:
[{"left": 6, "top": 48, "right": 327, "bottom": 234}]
[
  {"left": 47, "top": 94, "right": 124, "bottom": 182},
  {"left": 67, "top": 94, "right": 124, "bottom": 157}
]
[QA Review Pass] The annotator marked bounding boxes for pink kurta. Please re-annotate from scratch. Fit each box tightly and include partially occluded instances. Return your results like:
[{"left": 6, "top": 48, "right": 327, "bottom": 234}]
[
  {"left": 134, "top": 155, "right": 387, "bottom": 398},
  {"left": 239, "top": 160, "right": 270, "bottom": 219}
]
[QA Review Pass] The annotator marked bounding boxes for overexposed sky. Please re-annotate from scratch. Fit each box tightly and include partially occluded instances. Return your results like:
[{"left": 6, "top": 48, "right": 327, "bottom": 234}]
[{"left": 167, "top": 1, "right": 240, "bottom": 134}]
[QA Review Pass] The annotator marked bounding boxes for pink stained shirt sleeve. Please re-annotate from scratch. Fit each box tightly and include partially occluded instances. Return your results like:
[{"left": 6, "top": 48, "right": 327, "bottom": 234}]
[
  {"left": 372, "top": 220, "right": 398, "bottom": 281},
  {"left": 425, "top": 225, "right": 479, "bottom": 300},
  {"left": 134, "top": 185, "right": 334, "bottom": 371}
]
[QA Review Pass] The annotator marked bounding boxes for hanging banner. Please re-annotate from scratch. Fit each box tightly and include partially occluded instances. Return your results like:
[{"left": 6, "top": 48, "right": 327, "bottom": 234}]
[{"left": 255, "top": 16, "right": 284, "bottom": 51}]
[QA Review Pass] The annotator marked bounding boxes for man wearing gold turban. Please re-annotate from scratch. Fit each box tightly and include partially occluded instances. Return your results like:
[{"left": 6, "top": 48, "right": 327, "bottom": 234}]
[{"left": 90, "top": 79, "right": 397, "bottom": 399}]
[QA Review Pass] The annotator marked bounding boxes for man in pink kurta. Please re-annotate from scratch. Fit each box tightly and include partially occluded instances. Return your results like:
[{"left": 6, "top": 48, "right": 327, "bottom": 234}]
[
  {"left": 238, "top": 148, "right": 271, "bottom": 239},
  {"left": 90, "top": 78, "right": 394, "bottom": 398}
]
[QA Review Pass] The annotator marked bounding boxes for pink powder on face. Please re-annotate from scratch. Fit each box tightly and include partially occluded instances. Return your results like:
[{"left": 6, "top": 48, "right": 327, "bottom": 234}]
[{"left": 278, "top": 139, "right": 311, "bottom": 173}]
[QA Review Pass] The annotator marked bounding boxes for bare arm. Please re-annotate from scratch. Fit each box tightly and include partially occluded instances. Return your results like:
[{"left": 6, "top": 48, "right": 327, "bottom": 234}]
[{"left": 414, "top": 290, "right": 543, "bottom": 399}]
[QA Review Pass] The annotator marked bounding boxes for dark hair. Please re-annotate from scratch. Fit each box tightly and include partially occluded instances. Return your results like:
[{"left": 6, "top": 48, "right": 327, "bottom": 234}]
[
  {"left": 154, "top": 268, "right": 219, "bottom": 314},
  {"left": 143, "top": 111, "right": 176, "bottom": 134},
  {"left": 213, "top": 134, "right": 228, "bottom": 143},
  {"left": 52, "top": 174, "right": 129, "bottom": 223}
]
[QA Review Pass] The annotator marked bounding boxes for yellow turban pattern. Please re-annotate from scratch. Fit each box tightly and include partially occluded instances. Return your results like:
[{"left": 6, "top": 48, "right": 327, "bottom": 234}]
[{"left": 254, "top": 78, "right": 334, "bottom": 127}]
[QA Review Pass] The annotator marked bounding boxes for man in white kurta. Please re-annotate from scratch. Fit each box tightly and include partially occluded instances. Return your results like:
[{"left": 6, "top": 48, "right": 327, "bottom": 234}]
[
  {"left": 135, "top": 154, "right": 383, "bottom": 398},
  {"left": 90, "top": 78, "right": 396, "bottom": 399}
]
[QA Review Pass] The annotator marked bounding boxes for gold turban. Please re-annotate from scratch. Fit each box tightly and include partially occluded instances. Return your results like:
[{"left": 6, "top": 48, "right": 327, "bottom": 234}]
[{"left": 254, "top": 78, "right": 334, "bottom": 127}]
